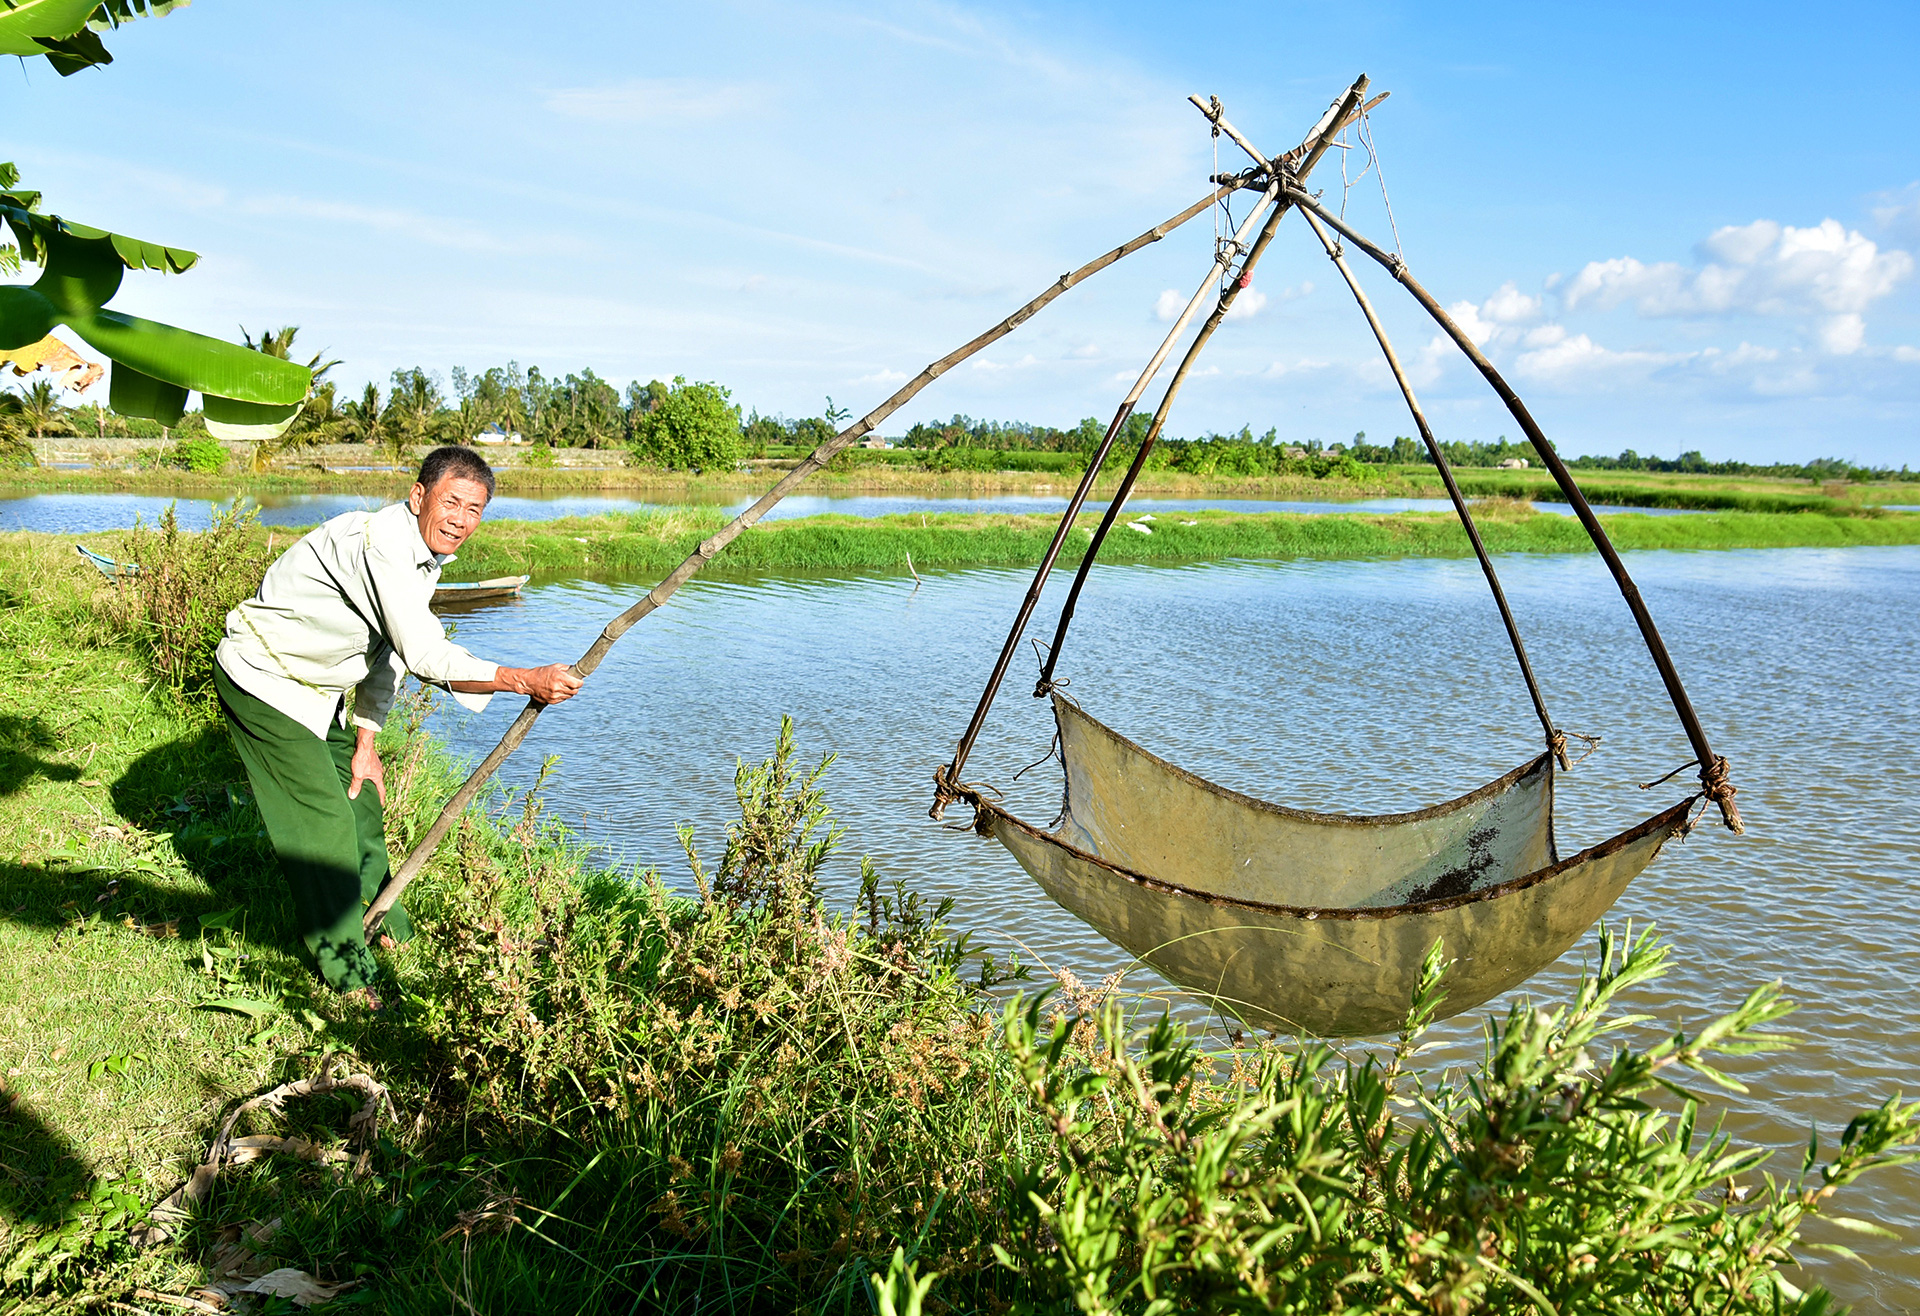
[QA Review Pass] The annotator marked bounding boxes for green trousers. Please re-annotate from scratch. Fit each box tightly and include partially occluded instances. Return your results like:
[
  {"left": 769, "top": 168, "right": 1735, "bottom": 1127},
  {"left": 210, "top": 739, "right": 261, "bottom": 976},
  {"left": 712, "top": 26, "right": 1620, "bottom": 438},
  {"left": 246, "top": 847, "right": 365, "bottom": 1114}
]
[{"left": 214, "top": 664, "right": 412, "bottom": 991}]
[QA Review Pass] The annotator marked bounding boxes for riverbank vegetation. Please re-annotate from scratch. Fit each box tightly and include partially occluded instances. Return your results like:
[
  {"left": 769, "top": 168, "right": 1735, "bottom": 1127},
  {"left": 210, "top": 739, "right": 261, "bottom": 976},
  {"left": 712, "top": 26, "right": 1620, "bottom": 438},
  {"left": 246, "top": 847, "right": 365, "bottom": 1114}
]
[
  {"left": 29, "top": 501, "right": 1917, "bottom": 588},
  {"left": 9, "top": 351, "right": 1913, "bottom": 491},
  {"left": 1, "top": 529, "right": 1915, "bottom": 1311}
]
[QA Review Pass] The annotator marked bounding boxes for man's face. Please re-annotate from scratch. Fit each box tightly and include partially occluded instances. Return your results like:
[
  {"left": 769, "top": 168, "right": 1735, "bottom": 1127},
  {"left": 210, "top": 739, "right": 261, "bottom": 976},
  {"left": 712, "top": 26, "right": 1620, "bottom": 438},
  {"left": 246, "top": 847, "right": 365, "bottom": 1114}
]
[{"left": 409, "top": 475, "right": 491, "bottom": 555}]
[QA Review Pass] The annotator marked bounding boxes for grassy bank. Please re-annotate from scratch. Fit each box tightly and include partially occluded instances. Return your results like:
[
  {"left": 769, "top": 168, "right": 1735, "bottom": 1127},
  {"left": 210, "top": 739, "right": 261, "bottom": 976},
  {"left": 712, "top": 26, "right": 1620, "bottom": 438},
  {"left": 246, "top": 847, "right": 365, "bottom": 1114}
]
[
  {"left": 9, "top": 459, "right": 1917, "bottom": 512},
  {"left": 2, "top": 532, "right": 1916, "bottom": 1312},
  {"left": 375, "top": 505, "right": 1920, "bottom": 579},
  {"left": 34, "top": 505, "right": 1920, "bottom": 590}
]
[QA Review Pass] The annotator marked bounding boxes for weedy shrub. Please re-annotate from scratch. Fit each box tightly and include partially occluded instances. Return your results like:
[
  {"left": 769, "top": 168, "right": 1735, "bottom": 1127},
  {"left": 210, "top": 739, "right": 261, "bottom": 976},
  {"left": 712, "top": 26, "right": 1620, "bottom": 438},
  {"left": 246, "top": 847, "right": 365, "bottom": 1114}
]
[
  {"left": 108, "top": 503, "right": 273, "bottom": 707},
  {"left": 876, "top": 933, "right": 1918, "bottom": 1314},
  {"left": 388, "top": 717, "right": 1033, "bottom": 1309},
  {"left": 165, "top": 435, "right": 229, "bottom": 474},
  {"left": 377, "top": 718, "right": 1915, "bottom": 1314}
]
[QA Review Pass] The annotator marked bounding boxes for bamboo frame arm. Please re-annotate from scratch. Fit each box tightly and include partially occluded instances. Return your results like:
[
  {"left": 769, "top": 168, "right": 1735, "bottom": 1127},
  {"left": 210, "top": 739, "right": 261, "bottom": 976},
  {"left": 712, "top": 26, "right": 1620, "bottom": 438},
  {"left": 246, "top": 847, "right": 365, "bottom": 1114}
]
[
  {"left": 1297, "top": 207, "right": 1561, "bottom": 759},
  {"left": 1281, "top": 187, "right": 1741, "bottom": 834},
  {"left": 362, "top": 181, "right": 1239, "bottom": 934}
]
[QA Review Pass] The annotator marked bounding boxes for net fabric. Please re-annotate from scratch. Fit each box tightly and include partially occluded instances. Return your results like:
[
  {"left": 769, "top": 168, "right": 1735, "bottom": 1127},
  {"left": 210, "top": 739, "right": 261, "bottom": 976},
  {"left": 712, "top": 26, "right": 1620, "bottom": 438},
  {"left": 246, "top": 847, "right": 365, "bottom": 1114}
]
[{"left": 985, "top": 696, "right": 1693, "bottom": 1035}]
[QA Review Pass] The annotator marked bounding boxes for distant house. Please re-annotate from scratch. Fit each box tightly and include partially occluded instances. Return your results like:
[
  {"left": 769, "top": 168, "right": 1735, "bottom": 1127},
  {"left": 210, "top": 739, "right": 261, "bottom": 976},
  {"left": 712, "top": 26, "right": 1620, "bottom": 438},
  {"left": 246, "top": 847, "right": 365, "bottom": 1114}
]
[
  {"left": 859, "top": 436, "right": 893, "bottom": 450},
  {"left": 474, "top": 425, "right": 525, "bottom": 445},
  {"left": 1497, "top": 457, "right": 1530, "bottom": 470},
  {"left": 1282, "top": 446, "right": 1309, "bottom": 460}
]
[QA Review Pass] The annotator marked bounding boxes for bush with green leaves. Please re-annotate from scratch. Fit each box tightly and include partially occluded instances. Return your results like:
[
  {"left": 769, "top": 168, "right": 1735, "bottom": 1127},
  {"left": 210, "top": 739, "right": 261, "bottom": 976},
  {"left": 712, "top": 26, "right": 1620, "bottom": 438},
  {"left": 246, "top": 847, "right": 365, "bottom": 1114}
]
[
  {"left": 109, "top": 503, "right": 272, "bottom": 706},
  {"left": 163, "top": 434, "right": 228, "bottom": 473},
  {"left": 627, "top": 375, "right": 742, "bottom": 471},
  {"left": 876, "top": 931, "right": 1917, "bottom": 1314}
]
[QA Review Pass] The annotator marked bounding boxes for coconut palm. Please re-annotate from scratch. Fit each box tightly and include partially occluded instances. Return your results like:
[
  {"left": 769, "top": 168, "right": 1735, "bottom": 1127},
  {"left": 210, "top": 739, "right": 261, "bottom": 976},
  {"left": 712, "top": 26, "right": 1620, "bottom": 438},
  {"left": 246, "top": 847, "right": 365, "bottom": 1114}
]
[
  {"left": 240, "top": 326, "right": 343, "bottom": 470},
  {"left": 14, "top": 379, "right": 69, "bottom": 439},
  {"left": 0, "top": 393, "right": 33, "bottom": 466},
  {"left": 339, "top": 383, "right": 390, "bottom": 449}
]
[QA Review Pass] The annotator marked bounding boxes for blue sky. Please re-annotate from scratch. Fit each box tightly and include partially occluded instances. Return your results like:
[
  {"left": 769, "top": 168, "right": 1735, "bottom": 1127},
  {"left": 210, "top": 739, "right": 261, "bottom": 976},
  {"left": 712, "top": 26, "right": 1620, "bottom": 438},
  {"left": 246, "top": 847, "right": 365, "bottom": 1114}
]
[{"left": 8, "top": 1, "right": 1919, "bottom": 463}]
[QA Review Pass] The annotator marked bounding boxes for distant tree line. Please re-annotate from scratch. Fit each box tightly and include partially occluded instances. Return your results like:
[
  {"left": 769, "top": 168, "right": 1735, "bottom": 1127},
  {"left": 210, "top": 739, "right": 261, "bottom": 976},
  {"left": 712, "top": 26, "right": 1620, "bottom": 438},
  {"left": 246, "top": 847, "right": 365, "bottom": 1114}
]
[{"left": 4, "top": 348, "right": 1914, "bottom": 483}]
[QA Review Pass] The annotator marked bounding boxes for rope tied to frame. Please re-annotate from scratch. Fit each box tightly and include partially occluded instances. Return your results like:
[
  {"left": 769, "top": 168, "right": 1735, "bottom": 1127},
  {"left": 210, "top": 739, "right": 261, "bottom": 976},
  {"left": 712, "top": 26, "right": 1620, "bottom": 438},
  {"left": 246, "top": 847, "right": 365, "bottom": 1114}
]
[
  {"left": 1700, "top": 754, "right": 1743, "bottom": 834},
  {"left": 930, "top": 764, "right": 1002, "bottom": 834},
  {"left": 1548, "top": 728, "right": 1602, "bottom": 771},
  {"left": 1639, "top": 755, "right": 1744, "bottom": 834}
]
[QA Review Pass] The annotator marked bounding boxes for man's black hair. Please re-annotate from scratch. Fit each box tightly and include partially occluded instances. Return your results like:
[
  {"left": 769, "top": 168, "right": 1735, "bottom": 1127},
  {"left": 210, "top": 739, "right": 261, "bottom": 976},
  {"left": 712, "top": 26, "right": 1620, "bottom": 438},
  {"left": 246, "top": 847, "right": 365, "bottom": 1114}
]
[{"left": 415, "top": 446, "right": 496, "bottom": 499}]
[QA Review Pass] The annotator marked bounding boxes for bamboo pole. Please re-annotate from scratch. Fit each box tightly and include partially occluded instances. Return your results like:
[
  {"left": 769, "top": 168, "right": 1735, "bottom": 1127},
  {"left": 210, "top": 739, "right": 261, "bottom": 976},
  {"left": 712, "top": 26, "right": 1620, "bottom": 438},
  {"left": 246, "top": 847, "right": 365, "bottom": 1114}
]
[
  {"left": 1297, "top": 207, "right": 1561, "bottom": 758},
  {"left": 933, "top": 78, "right": 1371, "bottom": 816},
  {"left": 1280, "top": 187, "right": 1742, "bottom": 834},
  {"left": 363, "top": 182, "right": 1239, "bottom": 934},
  {"left": 929, "top": 179, "right": 1282, "bottom": 819}
]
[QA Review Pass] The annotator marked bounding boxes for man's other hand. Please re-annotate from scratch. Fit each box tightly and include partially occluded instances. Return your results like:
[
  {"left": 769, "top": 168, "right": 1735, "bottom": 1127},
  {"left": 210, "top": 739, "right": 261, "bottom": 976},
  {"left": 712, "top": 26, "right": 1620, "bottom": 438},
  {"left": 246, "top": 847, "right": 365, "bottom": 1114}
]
[{"left": 348, "top": 729, "right": 387, "bottom": 805}]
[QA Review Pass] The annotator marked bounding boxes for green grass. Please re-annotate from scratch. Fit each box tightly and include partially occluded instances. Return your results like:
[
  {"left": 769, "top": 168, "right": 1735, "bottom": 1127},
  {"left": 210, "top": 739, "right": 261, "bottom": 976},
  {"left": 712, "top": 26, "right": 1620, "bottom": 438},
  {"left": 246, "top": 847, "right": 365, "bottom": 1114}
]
[
  {"left": 429, "top": 505, "right": 1920, "bottom": 579},
  {"left": 3, "top": 532, "right": 1917, "bottom": 1313},
  {"left": 29, "top": 504, "right": 1920, "bottom": 590},
  {"left": 15, "top": 455, "right": 1916, "bottom": 511}
]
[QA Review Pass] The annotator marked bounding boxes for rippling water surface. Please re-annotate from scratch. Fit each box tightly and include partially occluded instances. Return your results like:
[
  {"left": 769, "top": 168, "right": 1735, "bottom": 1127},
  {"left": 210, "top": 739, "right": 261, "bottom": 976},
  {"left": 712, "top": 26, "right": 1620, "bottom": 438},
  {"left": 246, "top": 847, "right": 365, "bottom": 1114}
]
[
  {"left": 421, "top": 545, "right": 1918, "bottom": 1306},
  {"left": 0, "top": 489, "right": 1699, "bottom": 533}
]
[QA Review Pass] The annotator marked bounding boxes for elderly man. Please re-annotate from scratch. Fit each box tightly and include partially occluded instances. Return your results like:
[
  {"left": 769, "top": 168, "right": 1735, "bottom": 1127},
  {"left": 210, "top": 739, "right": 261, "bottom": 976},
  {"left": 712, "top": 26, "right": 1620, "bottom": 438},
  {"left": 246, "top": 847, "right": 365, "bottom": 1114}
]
[{"left": 214, "top": 446, "right": 581, "bottom": 993}]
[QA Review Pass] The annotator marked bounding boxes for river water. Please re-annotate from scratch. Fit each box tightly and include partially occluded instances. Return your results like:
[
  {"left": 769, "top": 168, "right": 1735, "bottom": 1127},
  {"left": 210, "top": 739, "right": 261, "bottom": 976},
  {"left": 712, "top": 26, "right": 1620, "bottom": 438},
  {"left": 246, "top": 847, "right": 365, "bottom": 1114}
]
[
  {"left": 413, "top": 544, "right": 1918, "bottom": 1306},
  {"left": 0, "top": 490, "right": 1703, "bottom": 534}
]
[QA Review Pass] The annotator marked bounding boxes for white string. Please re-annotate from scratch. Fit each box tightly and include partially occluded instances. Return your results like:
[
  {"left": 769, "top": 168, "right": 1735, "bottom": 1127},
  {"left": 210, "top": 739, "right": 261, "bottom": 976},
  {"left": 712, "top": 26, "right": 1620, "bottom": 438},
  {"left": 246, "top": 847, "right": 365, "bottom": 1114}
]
[{"left": 1359, "top": 103, "right": 1405, "bottom": 262}]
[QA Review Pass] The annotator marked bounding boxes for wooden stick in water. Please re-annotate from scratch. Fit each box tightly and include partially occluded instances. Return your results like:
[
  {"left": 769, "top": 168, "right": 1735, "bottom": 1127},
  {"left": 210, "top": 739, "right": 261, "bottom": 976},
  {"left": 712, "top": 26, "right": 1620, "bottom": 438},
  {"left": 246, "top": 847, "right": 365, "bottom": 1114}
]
[{"left": 364, "top": 181, "right": 1238, "bottom": 933}]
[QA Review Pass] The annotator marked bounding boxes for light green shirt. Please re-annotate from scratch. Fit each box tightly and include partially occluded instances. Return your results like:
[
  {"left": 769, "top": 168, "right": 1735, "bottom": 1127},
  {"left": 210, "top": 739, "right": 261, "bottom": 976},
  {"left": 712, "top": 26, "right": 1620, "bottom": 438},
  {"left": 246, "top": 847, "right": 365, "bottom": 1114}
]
[{"left": 215, "top": 502, "right": 499, "bottom": 738}]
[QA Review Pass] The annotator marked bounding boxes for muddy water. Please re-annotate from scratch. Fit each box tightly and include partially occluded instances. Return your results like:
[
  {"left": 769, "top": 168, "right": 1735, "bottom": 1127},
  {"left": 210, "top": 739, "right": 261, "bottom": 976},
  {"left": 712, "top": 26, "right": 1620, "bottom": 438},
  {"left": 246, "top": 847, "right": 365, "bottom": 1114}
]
[{"left": 425, "top": 546, "right": 1919, "bottom": 1307}]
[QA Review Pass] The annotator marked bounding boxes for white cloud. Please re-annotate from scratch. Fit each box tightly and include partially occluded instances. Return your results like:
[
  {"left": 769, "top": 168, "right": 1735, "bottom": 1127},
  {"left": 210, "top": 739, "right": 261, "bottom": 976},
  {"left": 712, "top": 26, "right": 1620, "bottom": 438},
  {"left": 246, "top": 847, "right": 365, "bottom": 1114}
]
[
  {"left": 1152, "top": 288, "right": 1187, "bottom": 322},
  {"left": 1894, "top": 345, "right": 1920, "bottom": 363},
  {"left": 1481, "top": 281, "right": 1543, "bottom": 325},
  {"left": 1223, "top": 287, "right": 1267, "bottom": 320},
  {"left": 1447, "top": 299, "right": 1496, "bottom": 347},
  {"left": 1562, "top": 219, "right": 1912, "bottom": 323},
  {"left": 543, "top": 78, "right": 765, "bottom": 123},
  {"left": 1512, "top": 333, "right": 1676, "bottom": 384},
  {"left": 1818, "top": 312, "right": 1866, "bottom": 355},
  {"left": 1067, "top": 342, "right": 1101, "bottom": 359},
  {"left": 855, "top": 368, "right": 907, "bottom": 384},
  {"left": 1872, "top": 184, "right": 1920, "bottom": 243}
]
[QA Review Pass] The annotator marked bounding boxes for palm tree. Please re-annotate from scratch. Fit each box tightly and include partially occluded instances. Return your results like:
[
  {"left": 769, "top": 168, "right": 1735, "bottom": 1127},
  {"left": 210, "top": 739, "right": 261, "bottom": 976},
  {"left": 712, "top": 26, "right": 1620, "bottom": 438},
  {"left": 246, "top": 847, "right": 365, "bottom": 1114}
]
[
  {"left": 16, "top": 379, "right": 70, "bottom": 439},
  {"left": 0, "top": 394, "right": 34, "bottom": 467},
  {"left": 340, "top": 383, "right": 389, "bottom": 448},
  {"left": 242, "top": 324, "right": 341, "bottom": 384},
  {"left": 241, "top": 326, "right": 344, "bottom": 470}
]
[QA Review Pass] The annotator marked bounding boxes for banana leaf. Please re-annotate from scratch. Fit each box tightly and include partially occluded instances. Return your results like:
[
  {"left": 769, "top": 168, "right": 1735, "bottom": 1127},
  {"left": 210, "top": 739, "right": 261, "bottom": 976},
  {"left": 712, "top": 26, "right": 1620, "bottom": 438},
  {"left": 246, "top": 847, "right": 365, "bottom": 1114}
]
[
  {"left": 1, "top": 163, "right": 308, "bottom": 414},
  {"left": 0, "top": 286, "right": 60, "bottom": 352},
  {"left": 0, "top": 0, "right": 101, "bottom": 57},
  {"left": 0, "top": 0, "right": 186, "bottom": 74},
  {"left": 203, "top": 393, "right": 300, "bottom": 443},
  {"left": 108, "top": 361, "right": 187, "bottom": 426}
]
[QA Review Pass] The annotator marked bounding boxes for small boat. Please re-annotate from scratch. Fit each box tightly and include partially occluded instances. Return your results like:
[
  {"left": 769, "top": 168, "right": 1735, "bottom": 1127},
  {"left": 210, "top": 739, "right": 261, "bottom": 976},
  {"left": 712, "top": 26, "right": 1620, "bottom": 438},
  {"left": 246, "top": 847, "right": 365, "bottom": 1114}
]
[
  {"left": 75, "top": 543, "right": 137, "bottom": 578},
  {"left": 431, "top": 575, "right": 530, "bottom": 607}
]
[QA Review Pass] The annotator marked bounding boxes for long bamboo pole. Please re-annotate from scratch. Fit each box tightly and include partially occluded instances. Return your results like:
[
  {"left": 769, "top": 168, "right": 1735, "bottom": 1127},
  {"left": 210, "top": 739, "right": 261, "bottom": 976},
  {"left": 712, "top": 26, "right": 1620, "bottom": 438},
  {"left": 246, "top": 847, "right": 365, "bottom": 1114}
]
[
  {"left": 1281, "top": 187, "right": 1742, "bottom": 834},
  {"left": 363, "top": 182, "right": 1239, "bottom": 934},
  {"left": 1035, "top": 185, "right": 1300, "bottom": 693},
  {"left": 932, "top": 78, "right": 1370, "bottom": 816},
  {"left": 928, "top": 180, "right": 1282, "bottom": 819},
  {"left": 1297, "top": 208, "right": 1561, "bottom": 758}
]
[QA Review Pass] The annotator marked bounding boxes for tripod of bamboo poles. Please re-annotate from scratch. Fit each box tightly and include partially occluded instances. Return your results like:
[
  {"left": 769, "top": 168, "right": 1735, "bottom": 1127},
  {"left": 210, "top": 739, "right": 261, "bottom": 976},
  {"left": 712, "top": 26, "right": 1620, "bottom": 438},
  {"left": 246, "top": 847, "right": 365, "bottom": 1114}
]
[
  {"left": 361, "top": 178, "right": 1247, "bottom": 934},
  {"left": 931, "top": 80, "right": 1741, "bottom": 836},
  {"left": 930, "top": 76, "right": 1371, "bottom": 820}
]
